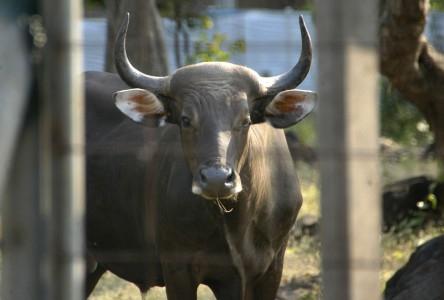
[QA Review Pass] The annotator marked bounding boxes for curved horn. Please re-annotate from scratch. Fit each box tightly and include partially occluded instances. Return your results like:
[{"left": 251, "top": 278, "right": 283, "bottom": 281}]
[
  {"left": 115, "top": 13, "right": 168, "bottom": 94},
  {"left": 260, "top": 15, "right": 312, "bottom": 95}
]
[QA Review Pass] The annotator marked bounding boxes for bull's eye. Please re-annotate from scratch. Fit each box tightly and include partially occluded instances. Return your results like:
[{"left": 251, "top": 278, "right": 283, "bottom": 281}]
[
  {"left": 181, "top": 116, "right": 192, "bottom": 128},
  {"left": 234, "top": 117, "right": 251, "bottom": 131},
  {"left": 241, "top": 118, "right": 251, "bottom": 128}
]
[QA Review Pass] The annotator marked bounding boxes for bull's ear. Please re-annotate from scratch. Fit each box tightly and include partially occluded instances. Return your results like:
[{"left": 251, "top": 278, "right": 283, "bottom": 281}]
[
  {"left": 264, "top": 89, "right": 316, "bottom": 128},
  {"left": 114, "top": 88, "right": 167, "bottom": 127}
]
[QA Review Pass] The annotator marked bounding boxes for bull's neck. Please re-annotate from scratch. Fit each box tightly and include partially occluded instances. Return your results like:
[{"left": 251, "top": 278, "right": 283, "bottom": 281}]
[
  {"left": 239, "top": 124, "right": 272, "bottom": 203},
  {"left": 217, "top": 125, "right": 277, "bottom": 287}
]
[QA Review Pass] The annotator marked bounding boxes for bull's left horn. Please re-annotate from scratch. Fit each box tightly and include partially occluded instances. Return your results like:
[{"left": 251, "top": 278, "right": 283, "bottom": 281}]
[
  {"left": 260, "top": 15, "right": 312, "bottom": 95},
  {"left": 114, "top": 12, "right": 168, "bottom": 94}
]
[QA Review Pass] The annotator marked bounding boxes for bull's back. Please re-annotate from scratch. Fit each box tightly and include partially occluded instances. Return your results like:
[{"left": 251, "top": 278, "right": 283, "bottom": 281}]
[
  {"left": 85, "top": 71, "right": 165, "bottom": 286},
  {"left": 85, "top": 71, "right": 130, "bottom": 141}
]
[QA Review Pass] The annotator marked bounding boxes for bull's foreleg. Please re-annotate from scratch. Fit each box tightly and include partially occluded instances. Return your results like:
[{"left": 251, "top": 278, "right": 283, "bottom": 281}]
[
  {"left": 162, "top": 263, "right": 198, "bottom": 300},
  {"left": 208, "top": 279, "right": 243, "bottom": 300},
  {"left": 248, "top": 246, "right": 286, "bottom": 300},
  {"left": 85, "top": 263, "right": 106, "bottom": 298},
  {"left": 140, "top": 291, "right": 148, "bottom": 300}
]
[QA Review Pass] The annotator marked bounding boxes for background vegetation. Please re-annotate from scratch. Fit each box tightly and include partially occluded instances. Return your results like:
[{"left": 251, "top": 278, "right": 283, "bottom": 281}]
[{"left": 431, "top": 0, "right": 444, "bottom": 10}]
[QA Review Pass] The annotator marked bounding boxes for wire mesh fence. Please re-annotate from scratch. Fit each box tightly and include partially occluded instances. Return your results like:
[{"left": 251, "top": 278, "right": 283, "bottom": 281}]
[{"left": 3, "top": 3, "right": 444, "bottom": 300}]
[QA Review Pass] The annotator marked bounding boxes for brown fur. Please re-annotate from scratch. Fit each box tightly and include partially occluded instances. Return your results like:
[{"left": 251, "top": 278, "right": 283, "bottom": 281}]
[
  {"left": 130, "top": 92, "right": 165, "bottom": 116},
  {"left": 242, "top": 123, "right": 272, "bottom": 204},
  {"left": 274, "top": 93, "right": 305, "bottom": 113}
]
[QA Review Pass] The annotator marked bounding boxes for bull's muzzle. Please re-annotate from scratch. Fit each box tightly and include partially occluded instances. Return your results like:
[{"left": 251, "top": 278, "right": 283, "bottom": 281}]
[{"left": 192, "top": 164, "right": 242, "bottom": 199}]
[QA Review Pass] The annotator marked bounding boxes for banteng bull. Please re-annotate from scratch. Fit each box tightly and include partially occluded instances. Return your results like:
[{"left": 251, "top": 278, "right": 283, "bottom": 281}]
[{"left": 86, "top": 13, "right": 316, "bottom": 300}]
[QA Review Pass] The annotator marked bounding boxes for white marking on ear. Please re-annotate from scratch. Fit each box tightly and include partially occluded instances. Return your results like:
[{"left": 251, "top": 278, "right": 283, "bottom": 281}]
[
  {"left": 114, "top": 88, "right": 166, "bottom": 126},
  {"left": 115, "top": 95, "right": 144, "bottom": 122},
  {"left": 158, "top": 117, "right": 166, "bottom": 127}
]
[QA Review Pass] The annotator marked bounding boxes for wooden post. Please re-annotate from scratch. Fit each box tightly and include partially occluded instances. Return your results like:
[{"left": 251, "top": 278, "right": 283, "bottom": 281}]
[
  {"left": 315, "top": 1, "right": 381, "bottom": 299},
  {"left": 42, "top": 0, "right": 85, "bottom": 299}
]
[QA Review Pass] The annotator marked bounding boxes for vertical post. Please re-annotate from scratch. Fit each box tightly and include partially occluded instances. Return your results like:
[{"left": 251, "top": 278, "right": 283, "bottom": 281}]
[
  {"left": 1, "top": 1, "right": 41, "bottom": 299},
  {"left": 42, "top": 0, "right": 85, "bottom": 299},
  {"left": 0, "top": 18, "right": 30, "bottom": 197},
  {"left": 315, "top": 1, "right": 381, "bottom": 300}
]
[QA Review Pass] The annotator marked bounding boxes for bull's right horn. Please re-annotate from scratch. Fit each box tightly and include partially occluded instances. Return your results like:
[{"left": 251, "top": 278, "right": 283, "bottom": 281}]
[
  {"left": 259, "top": 15, "right": 312, "bottom": 96},
  {"left": 114, "top": 12, "right": 168, "bottom": 94}
]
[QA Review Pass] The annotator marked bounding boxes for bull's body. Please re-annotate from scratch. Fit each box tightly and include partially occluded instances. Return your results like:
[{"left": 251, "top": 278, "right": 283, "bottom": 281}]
[
  {"left": 86, "top": 71, "right": 301, "bottom": 299},
  {"left": 85, "top": 13, "right": 315, "bottom": 300}
]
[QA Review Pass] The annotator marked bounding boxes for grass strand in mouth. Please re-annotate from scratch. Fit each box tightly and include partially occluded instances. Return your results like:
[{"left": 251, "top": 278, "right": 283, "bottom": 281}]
[{"left": 216, "top": 197, "right": 234, "bottom": 213}]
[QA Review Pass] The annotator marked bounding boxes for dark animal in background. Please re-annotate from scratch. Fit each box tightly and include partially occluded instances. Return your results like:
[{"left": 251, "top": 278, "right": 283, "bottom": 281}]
[
  {"left": 85, "top": 12, "right": 316, "bottom": 300},
  {"left": 383, "top": 176, "right": 439, "bottom": 230},
  {"left": 285, "top": 131, "right": 317, "bottom": 164},
  {"left": 384, "top": 234, "right": 444, "bottom": 300}
]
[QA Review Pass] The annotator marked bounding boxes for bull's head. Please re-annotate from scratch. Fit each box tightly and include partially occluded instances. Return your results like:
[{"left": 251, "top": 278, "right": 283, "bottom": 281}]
[{"left": 113, "top": 13, "right": 316, "bottom": 201}]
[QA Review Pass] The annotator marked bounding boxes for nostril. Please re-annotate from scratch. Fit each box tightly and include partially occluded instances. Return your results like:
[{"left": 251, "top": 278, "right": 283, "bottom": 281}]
[
  {"left": 200, "top": 169, "right": 207, "bottom": 183},
  {"left": 225, "top": 168, "right": 235, "bottom": 184}
]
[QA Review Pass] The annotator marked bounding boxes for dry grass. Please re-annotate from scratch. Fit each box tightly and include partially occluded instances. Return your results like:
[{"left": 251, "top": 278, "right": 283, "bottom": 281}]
[
  {"left": 89, "top": 274, "right": 215, "bottom": 300},
  {"left": 89, "top": 246, "right": 320, "bottom": 300},
  {"left": 381, "top": 225, "right": 444, "bottom": 287}
]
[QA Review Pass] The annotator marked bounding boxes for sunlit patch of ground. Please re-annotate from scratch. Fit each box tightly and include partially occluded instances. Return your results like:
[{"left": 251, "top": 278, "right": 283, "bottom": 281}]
[
  {"left": 89, "top": 274, "right": 216, "bottom": 300},
  {"left": 89, "top": 246, "right": 321, "bottom": 300}
]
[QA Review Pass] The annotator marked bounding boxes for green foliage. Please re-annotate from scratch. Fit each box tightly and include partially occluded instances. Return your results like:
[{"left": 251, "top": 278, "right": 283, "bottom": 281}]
[
  {"left": 188, "top": 32, "right": 229, "bottom": 63},
  {"left": 288, "top": 114, "right": 317, "bottom": 147},
  {"left": 200, "top": 15, "right": 213, "bottom": 30},
  {"left": 158, "top": 1, "right": 245, "bottom": 66},
  {"left": 299, "top": 1, "right": 315, "bottom": 11},
  {"left": 380, "top": 77, "right": 433, "bottom": 147},
  {"left": 84, "top": 0, "right": 104, "bottom": 10},
  {"left": 156, "top": 0, "right": 176, "bottom": 18},
  {"left": 157, "top": 0, "right": 212, "bottom": 21},
  {"left": 431, "top": 0, "right": 444, "bottom": 11},
  {"left": 186, "top": 16, "right": 245, "bottom": 64}
]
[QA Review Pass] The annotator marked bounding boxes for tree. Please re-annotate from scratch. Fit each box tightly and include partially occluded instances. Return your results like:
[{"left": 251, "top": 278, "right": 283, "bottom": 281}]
[
  {"left": 104, "top": 0, "right": 168, "bottom": 75},
  {"left": 380, "top": 78, "right": 432, "bottom": 147},
  {"left": 379, "top": 0, "right": 444, "bottom": 178},
  {"left": 157, "top": 0, "right": 214, "bottom": 68}
]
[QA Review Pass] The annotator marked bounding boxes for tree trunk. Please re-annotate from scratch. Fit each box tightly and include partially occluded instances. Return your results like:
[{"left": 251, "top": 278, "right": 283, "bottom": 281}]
[
  {"left": 104, "top": 0, "right": 168, "bottom": 75},
  {"left": 380, "top": 0, "right": 444, "bottom": 174}
]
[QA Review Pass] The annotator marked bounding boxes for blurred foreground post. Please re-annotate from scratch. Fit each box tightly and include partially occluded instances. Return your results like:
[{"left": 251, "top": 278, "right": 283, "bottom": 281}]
[
  {"left": 2, "top": 0, "right": 85, "bottom": 298},
  {"left": 42, "top": 0, "right": 85, "bottom": 299},
  {"left": 315, "top": 1, "right": 381, "bottom": 299},
  {"left": 1, "top": 2, "right": 40, "bottom": 298}
]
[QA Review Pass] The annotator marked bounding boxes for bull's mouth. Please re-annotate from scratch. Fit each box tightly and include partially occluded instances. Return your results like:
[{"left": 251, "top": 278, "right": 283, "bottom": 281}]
[
  {"left": 191, "top": 183, "right": 242, "bottom": 200},
  {"left": 192, "top": 183, "right": 241, "bottom": 213},
  {"left": 191, "top": 163, "right": 242, "bottom": 213}
]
